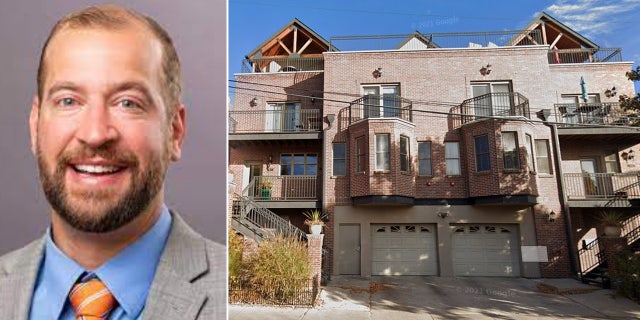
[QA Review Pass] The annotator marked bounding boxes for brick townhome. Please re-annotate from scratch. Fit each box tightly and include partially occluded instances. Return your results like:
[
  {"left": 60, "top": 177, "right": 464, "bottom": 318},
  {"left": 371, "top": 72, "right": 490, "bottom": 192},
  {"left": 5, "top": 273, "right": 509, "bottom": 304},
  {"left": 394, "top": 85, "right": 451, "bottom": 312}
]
[{"left": 229, "top": 13, "right": 640, "bottom": 280}]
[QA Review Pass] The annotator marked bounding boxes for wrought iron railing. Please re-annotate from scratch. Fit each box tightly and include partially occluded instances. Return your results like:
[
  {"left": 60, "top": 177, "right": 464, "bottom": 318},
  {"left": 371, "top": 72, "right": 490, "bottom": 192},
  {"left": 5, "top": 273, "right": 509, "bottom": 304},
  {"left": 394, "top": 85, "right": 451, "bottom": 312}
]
[
  {"left": 232, "top": 194, "right": 307, "bottom": 242},
  {"left": 247, "top": 175, "right": 318, "bottom": 201},
  {"left": 563, "top": 172, "right": 640, "bottom": 200},
  {"left": 229, "top": 276, "right": 318, "bottom": 306},
  {"left": 548, "top": 48, "right": 622, "bottom": 64},
  {"left": 343, "top": 95, "right": 413, "bottom": 126},
  {"left": 450, "top": 92, "right": 530, "bottom": 128},
  {"left": 578, "top": 238, "right": 605, "bottom": 275},
  {"left": 553, "top": 102, "right": 638, "bottom": 127},
  {"left": 622, "top": 214, "right": 640, "bottom": 245},
  {"left": 229, "top": 109, "right": 322, "bottom": 133},
  {"left": 241, "top": 57, "right": 324, "bottom": 73},
  {"left": 328, "top": 29, "right": 542, "bottom": 51}
]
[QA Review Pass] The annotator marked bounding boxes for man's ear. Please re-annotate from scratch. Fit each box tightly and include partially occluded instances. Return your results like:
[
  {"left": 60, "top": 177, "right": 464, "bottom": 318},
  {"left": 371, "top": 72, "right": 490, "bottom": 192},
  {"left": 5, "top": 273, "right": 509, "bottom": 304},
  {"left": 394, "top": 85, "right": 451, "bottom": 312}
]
[
  {"left": 29, "top": 95, "right": 40, "bottom": 155},
  {"left": 169, "top": 104, "right": 186, "bottom": 162}
]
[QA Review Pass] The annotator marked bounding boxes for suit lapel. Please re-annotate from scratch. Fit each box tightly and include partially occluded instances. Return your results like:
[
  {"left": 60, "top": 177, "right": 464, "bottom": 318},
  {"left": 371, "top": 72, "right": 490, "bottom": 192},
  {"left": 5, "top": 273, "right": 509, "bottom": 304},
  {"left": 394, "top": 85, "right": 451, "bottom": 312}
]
[
  {"left": 0, "top": 238, "right": 45, "bottom": 320},
  {"left": 143, "top": 213, "right": 210, "bottom": 320}
]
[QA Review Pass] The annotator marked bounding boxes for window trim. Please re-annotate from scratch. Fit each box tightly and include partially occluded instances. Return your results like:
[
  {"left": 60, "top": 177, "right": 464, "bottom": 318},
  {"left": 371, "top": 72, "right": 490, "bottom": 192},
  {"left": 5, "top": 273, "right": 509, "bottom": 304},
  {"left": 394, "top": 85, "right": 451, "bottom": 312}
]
[
  {"left": 332, "top": 143, "right": 346, "bottom": 176},
  {"left": 525, "top": 134, "right": 535, "bottom": 172},
  {"left": 501, "top": 132, "right": 520, "bottom": 171},
  {"left": 375, "top": 134, "right": 390, "bottom": 171},
  {"left": 445, "top": 141, "right": 461, "bottom": 176},
  {"left": 355, "top": 136, "right": 366, "bottom": 173},
  {"left": 474, "top": 135, "right": 490, "bottom": 172},
  {"left": 280, "top": 153, "right": 318, "bottom": 175},
  {"left": 418, "top": 141, "right": 432, "bottom": 176},
  {"left": 534, "top": 139, "right": 552, "bottom": 175},
  {"left": 400, "top": 135, "right": 410, "bottom": 172}
]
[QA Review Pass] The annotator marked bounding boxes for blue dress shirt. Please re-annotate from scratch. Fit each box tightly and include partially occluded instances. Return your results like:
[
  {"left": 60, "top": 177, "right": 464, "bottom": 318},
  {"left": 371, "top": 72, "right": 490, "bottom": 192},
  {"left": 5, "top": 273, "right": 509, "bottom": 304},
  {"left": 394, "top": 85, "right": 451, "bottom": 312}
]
[{"left": 29, "top": 206, "right": 173, "bottom": 320}]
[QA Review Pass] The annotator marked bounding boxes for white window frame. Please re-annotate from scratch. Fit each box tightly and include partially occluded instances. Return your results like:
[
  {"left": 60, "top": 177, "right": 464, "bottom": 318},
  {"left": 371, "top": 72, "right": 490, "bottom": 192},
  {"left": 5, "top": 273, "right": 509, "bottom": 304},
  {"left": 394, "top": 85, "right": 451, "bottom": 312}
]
[
  {"left": 333, "top": 143, "right": 346, "bottom": 176},
  {"left": 445, "top": 142, "right": 461, "bottom": 176},
  {"left": 400, "top": 136, "right": 410, "bottom": 172},
  {"left": 502, "top": 132, "right": 520, "bottom": 170},
  {"left": 535, "top": 139, "right": 552, "bottom": 175},
  {"left": 375, "top": 134, "right": 390, "bottom": 171},
  {"left": 418, "top": 142, "right": 432, "bottom": 176},
  {"left": 361, "top": 84, "right": 400, "bottom": 118}
]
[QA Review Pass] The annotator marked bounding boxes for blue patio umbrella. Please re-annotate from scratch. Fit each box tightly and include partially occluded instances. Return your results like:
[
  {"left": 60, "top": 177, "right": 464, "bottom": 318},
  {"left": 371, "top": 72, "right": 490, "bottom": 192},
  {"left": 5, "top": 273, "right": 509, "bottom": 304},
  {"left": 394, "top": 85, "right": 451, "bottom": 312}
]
[{"left": 580, "top": 76, "right": 587, "bottom": 102}]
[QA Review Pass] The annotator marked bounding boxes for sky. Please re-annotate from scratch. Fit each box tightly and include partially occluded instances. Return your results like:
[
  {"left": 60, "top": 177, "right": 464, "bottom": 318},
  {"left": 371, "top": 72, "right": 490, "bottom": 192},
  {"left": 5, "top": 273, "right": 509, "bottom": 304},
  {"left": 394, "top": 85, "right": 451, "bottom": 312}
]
[{"left": 229, "top": 0, "right": 640, "bottom": 93}]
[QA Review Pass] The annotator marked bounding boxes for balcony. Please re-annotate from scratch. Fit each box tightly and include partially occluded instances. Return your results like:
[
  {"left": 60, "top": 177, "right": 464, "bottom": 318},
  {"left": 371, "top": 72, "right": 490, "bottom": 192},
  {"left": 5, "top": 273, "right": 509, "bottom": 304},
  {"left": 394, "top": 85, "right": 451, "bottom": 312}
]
[
  {"left": 229, "top": 109, "right": 322, "bottom": 142},
  {"left": 563, "top": 172, "right": 640, "bottom": 207},
  {"left": 240, "top": 57, "right": 324, "bottom": 73},
  {"left": 548, "top": 48, "right": 622, "bottom": 64},
  {"left": 341, "top": 95, "right": 413, "bottom": 126},
  {"left": 554, "top": 102, "right": 636, "bottom": 127},
  {"left": 245, "top": 175, "right": 319, "bottom": 208},
  {"left": 450, "top": 92, "right": 530, "bottom": 128}
]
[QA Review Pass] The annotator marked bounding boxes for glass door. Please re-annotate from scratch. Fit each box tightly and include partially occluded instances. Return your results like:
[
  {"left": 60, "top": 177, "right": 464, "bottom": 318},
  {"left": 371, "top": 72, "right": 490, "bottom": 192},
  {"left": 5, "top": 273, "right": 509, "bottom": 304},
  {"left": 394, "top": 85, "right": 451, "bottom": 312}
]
[{"left": 580, "top": 159, "right": 598, "bottom": 197}]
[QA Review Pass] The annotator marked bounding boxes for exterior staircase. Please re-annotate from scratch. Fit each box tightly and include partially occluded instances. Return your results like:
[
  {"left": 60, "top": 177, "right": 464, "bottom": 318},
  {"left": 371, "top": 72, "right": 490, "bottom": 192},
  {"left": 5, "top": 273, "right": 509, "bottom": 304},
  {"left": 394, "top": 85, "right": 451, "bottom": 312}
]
[
  {"left": 231, "top": 188, "right": 307, "bottom": 243},
  {"left": 579, "top": 213, "right": 640, "bottom": 286}
]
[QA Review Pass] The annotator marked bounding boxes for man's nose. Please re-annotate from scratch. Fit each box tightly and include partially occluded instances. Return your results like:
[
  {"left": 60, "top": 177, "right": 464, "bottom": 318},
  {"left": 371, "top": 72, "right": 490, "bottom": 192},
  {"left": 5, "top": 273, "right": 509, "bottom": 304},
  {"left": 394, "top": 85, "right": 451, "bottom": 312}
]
[{"left": 75, "top": 103, "right": 118, "bottom": 147}]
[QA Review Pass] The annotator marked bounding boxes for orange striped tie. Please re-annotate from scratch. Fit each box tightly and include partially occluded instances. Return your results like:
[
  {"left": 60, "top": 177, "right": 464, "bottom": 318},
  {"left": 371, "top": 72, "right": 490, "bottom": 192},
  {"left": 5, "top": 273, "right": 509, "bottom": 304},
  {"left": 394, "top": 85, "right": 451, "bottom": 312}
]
[{"left": 69, "top": 278, "right": 117, "bottom": 320}]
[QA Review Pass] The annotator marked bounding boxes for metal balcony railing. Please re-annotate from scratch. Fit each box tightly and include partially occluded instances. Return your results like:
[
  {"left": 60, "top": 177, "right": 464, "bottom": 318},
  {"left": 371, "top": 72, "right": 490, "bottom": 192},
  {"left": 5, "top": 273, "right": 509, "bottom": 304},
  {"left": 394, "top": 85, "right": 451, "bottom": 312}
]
[
  {"left": 553, "top": 102, "right": 638, "bottom": 127},
  {"left": 241, "top": 57, "right": 324, "bottom": 73},
  {"left": 450, "top": 92, "right": 530, "bottom": 128},
  {"left": 343, "top": 95, "right": 413, "bottom": 126},
  {"left": 328, "top": 29, "right": 542, "bottom": 51},
  {"left": 247, "top": 175, "right": 318, "bottom": 201},
  {"left": 563, "top": 172, "right": 640, "bottom": 200},
  {"left": 548, "top": 48, "right": 622, "bottom": 64},
  {"left": 229, "top": 109, "right": 321, "bottom": 134}
]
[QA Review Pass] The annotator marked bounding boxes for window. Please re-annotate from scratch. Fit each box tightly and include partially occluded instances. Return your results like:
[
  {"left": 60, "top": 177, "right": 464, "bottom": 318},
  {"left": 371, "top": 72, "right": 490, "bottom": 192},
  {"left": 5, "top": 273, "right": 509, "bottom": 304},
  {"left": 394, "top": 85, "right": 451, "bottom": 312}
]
[
  {"left": 362, "top": 85, "right": 400, "bottom": 118},
  {"left": 281, "top": 154, "right": 317, "bottom": 175},
  {"left": 400, "top": 136, "right": 410, "bottom": 172},
  {"left": 471, "top": 82, "right": 512, "bottom": 117},
  {"left": 525, "top": 134, "right": 534, "bottom": 171},
  {"left": 333, "top": 143, "right": 346, "bottom": 176},
  {"left": 559, "top": 94, "right": 602, "bottom": 124},
  {"left": 474, "top": 135, "right": 490, "bottom": 172},
  {"left": 445, "top": 142, "right": 461, "bottom": 175},
  {"left": 535, "top": 140, "right": 552, "bottom": 174},
  {"left": 266, "top": 102, "right": 301, "bottom": 132},
  {"left": 418, "top": 142, "right": 432, "bottom": 176},
  {"left": 502, "top": 132, "right": 520, "bottom": 170},
  {"left": 356, "top": 137, "right": 366, "bottom": 172},
  {"left": 375, "top": 134, "right": 390, "bottom": 171},
  {"left": 604, "top": 152, "right": 620, "bottom": 173}
]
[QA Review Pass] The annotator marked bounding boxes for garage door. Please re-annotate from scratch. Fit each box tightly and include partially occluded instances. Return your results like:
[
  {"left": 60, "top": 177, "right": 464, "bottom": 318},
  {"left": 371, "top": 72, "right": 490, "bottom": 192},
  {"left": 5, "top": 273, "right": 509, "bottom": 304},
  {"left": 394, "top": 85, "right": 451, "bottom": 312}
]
[
  {"left": 452, "top": 224, "right": 520, "bottom": 277},
  {"left": 371, "top": 224, "right": 438, "bottom": 275}
]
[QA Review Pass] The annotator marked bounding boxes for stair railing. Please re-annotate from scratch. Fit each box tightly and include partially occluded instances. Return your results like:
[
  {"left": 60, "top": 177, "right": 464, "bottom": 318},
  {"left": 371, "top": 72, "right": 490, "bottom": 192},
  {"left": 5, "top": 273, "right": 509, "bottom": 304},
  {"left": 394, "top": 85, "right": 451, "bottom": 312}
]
[
  {"left": 622, "top": 214, "right": 640, "bottom": 245},
  {"left": 232, "top": 193, "right": 307, "bottom": 242},
  {"left": 578, "top": 238, "right": 605, "bottom": 275}
]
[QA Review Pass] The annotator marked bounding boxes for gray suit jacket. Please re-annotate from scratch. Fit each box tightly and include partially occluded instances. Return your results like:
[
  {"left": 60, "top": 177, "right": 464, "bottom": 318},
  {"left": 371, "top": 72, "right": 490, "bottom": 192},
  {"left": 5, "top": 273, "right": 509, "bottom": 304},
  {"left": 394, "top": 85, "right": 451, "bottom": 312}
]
[{"left": 0, "top": 212, "right": 226, "bottom": 320}]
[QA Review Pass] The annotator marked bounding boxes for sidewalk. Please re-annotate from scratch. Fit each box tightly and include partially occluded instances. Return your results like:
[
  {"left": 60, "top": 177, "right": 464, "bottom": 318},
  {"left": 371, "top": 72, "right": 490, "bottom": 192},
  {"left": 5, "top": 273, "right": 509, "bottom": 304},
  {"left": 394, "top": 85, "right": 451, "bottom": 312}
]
[{"left": 229, "top": 276, "right": 640, "bottom": 319}]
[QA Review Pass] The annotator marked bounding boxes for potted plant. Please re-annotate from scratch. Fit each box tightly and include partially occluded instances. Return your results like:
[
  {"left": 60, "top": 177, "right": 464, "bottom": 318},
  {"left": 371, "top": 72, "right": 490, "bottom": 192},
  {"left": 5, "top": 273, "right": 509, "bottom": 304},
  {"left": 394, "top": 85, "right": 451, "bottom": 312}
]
[
  {"left": 259, "top": 180, "right": 273, "bottom": 200},
  {"left": 303, "top": 209, "right": 328, "bottom": 235},
  {"left": 600, "top": 211, "right": 624, "bottom": 237}
]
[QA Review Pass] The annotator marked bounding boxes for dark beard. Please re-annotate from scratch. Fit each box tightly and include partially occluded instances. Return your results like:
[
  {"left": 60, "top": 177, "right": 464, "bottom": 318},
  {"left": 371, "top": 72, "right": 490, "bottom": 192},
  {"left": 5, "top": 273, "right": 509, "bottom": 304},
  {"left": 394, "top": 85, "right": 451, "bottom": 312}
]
[{"left": 37, "top": 144, "right": 167, "bottom": 233}]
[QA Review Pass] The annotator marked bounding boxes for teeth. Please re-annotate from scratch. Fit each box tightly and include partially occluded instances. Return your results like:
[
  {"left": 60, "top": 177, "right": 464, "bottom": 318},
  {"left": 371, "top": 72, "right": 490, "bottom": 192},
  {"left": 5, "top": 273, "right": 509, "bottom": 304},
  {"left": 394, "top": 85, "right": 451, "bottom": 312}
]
[{"left": 74, "top": 165, "right": 120, "bottom": 174}]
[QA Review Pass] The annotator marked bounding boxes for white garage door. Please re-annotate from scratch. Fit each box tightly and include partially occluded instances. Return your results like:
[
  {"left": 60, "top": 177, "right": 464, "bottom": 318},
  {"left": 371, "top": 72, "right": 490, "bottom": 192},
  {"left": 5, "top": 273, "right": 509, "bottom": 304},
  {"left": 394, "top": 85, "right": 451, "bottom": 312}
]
[
  {"left": 371, "top": 224, "right": 438, "bottom": 275},
  {"left": 452, "top": 224, "right": 520, "bottom": 277}
]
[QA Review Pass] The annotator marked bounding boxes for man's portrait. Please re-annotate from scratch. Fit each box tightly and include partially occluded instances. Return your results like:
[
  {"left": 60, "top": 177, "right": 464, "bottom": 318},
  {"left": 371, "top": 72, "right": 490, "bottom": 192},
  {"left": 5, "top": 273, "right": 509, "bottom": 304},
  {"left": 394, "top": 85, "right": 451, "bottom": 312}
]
[{"left": 0, "top": 2, "right": 226, "bottom": 319}]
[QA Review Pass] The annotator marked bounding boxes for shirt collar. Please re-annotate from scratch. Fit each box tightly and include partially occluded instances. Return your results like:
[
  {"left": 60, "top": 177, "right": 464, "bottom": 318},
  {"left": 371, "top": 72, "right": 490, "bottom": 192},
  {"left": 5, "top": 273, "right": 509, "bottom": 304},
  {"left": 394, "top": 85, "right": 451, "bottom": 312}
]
[{"left": 41, "top": 205, "right": 173, "bottom": 318}]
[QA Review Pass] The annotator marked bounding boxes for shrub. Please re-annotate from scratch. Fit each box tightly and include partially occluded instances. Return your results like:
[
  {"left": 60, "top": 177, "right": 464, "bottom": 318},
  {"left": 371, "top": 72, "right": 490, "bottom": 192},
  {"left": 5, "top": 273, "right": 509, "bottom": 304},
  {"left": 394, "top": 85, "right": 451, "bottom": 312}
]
[
  {"left": 248, "top": 234, "right": 311, "bottom": 302},
  {"left": 612, "top": 251, "right": 640, "bottom": 303},
  {"left": 228, "top": 231, "right": 245, "bottom": 279}
]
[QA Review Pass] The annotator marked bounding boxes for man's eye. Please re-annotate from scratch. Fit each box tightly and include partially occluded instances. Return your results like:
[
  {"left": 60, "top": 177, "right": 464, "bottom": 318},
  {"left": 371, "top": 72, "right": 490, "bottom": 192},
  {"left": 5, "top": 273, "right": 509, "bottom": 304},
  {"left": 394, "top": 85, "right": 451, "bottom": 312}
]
[
  {"left": 59, "top": 97, "right": 77, "bottom": 107},
  {"left": 119, "top": 99, "right": 140, "bottom": 109}
]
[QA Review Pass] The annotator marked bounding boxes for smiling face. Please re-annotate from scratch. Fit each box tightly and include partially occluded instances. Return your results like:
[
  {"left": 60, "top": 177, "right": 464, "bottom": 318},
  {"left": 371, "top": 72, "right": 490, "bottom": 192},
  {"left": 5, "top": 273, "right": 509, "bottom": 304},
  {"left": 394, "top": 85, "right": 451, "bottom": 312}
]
[{"left": 31, "top": 25, "right": 184, "bottom": 233}]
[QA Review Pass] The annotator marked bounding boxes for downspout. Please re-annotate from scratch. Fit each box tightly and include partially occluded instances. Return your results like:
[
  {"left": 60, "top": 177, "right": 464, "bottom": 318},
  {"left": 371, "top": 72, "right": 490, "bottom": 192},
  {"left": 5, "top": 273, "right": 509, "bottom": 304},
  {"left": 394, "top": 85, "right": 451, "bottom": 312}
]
[{"left": 545, "top": 118, "right": 579, "bottom": 277}]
